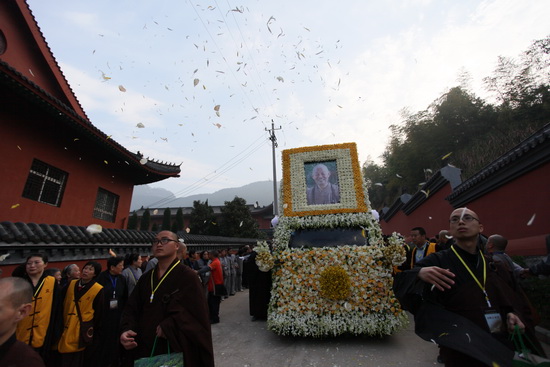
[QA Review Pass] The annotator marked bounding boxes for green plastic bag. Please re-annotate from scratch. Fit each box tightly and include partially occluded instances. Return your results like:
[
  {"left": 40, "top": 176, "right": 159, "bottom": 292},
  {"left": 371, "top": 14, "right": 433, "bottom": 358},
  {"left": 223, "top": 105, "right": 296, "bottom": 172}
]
[
  {"left": 511, "top": 326, "right": 550, "bottom": 367},
  {"left": 134, "top": 337, "right": 184, "bottom": 367}
]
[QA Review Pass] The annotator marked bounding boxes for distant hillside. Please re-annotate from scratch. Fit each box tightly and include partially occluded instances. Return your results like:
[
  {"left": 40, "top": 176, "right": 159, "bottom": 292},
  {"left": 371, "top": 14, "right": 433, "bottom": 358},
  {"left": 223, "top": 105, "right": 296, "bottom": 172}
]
[{"left": 130, "top": 181, "right": 278, "bottom": 211}]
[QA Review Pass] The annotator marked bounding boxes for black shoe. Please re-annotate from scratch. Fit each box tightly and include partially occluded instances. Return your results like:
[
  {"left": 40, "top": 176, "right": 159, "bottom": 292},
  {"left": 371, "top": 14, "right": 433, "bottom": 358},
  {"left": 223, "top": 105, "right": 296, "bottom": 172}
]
[{"left": 437, "top": 355, "right": 444, "bottom": 364}]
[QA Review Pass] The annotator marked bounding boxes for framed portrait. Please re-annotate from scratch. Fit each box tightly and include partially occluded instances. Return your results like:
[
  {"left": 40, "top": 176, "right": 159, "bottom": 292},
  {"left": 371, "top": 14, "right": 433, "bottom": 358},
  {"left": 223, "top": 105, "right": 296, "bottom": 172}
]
[{"left": 282, "top": 143, "right": 367, "bottom": 217}]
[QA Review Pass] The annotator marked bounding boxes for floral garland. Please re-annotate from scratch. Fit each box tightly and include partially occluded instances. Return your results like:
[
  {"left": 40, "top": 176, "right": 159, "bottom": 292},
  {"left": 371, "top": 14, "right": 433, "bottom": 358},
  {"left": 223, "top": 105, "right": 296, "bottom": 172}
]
[
  {"left": 281, "top": 143, "right": 366, "bottom": 217},
  {"left": 383, "top": 232, "right": 407, "bottom": 267},
  {"left": 255, "top": 241, "right": 275, "bottom": 272},
  {"left": 267, "top": 246, "right": 408, "bottom": 337},
  {"left": 267, "top": 143, "right": 409, "bottom": 337}
]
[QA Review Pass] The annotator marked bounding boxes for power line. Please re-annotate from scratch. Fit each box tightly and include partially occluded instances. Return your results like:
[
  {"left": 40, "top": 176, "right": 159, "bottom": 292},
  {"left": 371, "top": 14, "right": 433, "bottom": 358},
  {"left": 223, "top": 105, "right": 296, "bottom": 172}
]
[
  {"left": 142, "top": 132, "right": 270, "bottom": 208},
  {"left": 186, "top": 0, "right": 267, "bottom": 126}
]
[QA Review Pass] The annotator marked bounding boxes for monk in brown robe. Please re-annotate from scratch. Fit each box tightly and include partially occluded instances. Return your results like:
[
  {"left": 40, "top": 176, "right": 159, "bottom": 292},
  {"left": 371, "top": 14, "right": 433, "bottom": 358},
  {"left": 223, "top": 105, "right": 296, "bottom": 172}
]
[
  {"left": 120, "top": 231, "right": 214, "bottom": 367},
  {"left": 393, "top": 208, "right": 541, "bottom": 367}
]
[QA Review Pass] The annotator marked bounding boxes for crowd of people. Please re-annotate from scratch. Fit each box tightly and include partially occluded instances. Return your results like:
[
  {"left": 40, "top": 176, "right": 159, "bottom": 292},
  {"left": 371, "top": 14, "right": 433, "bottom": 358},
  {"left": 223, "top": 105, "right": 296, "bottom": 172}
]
[
  {"left": 1, "top": 231, "right": 268, "bottom": 367},
  {"left": 1, "top": 209, "right": 549, "bottom": 367}
]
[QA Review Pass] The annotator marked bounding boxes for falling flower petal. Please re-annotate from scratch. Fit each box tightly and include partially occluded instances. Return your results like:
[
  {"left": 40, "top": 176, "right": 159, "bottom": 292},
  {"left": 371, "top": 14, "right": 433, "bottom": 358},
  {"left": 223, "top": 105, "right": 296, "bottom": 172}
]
[
  {"left": 266, "top": 16, "right": 276, "bottom": 33},
  {"left": 11, "top": 203, "right": 20, "bottom": 209},
  {"left": 396, "top": 174, "right": 403, "bottom": 178},
  {"left": 420, "top": 189, "right": 430, "bottom": 198},
  {"left": 441, "top": 152, "right": 453, "bottom": 160},
  {"left": 445, "top": 235, "right": 453, "bottom": 239},
  {"left": 193, "top": 78, "right": 199, "bottom": 87},
  {"left": 0, "top": 253, "right": 10, "bottom": 261},
  {"left": 118, "top": 85, "right": 127, "bottom": 92},
  {"left": 109, "top": 248, "right": 117, "bottom": 257},
  {"left": 425, "top": 168, "right": 433, "bottom": 173},
  {"left": 17, "top": 145, "right": 22, "bottom": 150},
  {"left": 283, "top": 203, "right": 288, "bottom": 209},
  {"left": 86, "top": 224, "right": 103, "bottom": 235},
  {"left": 239, "top": 221, "right": 243, "bottom": 227},
  {"left": 214, "top": 105, "right": 220, "bottom": 111},
  {"left": 374, "top": 183, "right": 383, "bottom": 187},
  {"left": 185, "top": 227, "right": 190, "bottom": 233},
  {"left": 276, "top": 76, "right": 284, "bottom": 82},
  {"left": 153, "top": 209, "right": 159, "bottom": 215},
  {"left": 139, "top": 158, "right": 148, "bottom": 165},
  {"left": 527, "top": 213, "right": 536, "bottom": 226},
  {"left": 104, "top": 160, "right": 108, "bottom": 164},
  {"left": 101, "top": 71, "right": 111, "bottom": 80},
  {"left": 136, "top": 123, "right": 145, "bottom": 128},
  {"left": 73, "top": 138, "right": 79, "bottom": 141},
  {"left": 213, "top": 123, "right": 222, "bottom": 128}
]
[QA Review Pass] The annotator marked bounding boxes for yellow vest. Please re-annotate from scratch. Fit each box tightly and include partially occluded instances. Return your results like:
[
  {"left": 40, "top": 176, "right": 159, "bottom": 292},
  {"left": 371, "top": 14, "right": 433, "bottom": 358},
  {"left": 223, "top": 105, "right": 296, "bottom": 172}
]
[
  {"left": 57, "top": 279, "right": 103, "bottom": 353},
  {"left": 409, "top": 242, "right": 438, "bottom": 269},
  {"left": 16, "top": 276, "right": 56, "bottom": 348}
]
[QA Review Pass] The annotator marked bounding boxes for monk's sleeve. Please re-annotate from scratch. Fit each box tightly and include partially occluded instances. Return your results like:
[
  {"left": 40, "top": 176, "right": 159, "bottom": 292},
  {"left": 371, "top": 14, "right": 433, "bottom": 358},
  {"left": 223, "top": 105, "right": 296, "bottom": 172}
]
[
  {"left": 160, "top": 268, "right": 214, "bottom": 367},
  {"left": 393, "top": 252, "right": 441, "bottom": 314},
  {"left": 120, "top": 274, "right": 145, "bottom": 333}
]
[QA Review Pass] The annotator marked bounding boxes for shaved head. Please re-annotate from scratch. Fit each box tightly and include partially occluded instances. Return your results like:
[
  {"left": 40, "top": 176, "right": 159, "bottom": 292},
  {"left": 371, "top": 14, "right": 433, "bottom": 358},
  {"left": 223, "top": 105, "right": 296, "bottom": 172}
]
[{"left": 0, "top": 277, "right": 32, "bottom": 308}]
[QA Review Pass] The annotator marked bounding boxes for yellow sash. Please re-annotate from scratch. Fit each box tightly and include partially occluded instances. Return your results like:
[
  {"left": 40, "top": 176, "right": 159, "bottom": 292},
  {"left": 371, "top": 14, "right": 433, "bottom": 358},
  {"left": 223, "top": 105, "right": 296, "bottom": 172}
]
[{"left": 57, "top": 280, "right": 103, "bottom": 353}]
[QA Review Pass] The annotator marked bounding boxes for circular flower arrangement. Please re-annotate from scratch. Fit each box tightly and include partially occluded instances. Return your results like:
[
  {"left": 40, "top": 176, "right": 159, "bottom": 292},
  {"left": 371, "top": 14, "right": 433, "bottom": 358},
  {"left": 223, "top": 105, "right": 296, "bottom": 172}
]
[
  {"left": 319, "top": 266, "right": 351, "bottom": 300},
  {"left": 255, "top": 241, "right": 274, "bottom": 272}
]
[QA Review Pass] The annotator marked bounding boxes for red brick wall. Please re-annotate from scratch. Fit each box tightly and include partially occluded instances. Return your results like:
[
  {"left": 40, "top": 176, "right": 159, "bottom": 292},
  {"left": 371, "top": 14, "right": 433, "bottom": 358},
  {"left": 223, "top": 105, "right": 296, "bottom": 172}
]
[{"left": 0, "top": 106, "right": 133, "bottom": 228}]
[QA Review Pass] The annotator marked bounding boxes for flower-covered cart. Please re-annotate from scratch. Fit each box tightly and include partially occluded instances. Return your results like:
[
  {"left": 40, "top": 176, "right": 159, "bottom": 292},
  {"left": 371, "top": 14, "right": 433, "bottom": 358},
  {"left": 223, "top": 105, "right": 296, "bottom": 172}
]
[{"left": 259, "top": 143, "right": 408, "bottom": 337}]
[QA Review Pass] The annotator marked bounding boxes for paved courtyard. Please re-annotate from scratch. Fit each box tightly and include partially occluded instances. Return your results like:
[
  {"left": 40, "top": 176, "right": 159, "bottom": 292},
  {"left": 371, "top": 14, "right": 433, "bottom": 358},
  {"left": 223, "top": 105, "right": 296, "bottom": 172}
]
[{"left": 211, "top": 290, "right": 441, "bottom": 367}]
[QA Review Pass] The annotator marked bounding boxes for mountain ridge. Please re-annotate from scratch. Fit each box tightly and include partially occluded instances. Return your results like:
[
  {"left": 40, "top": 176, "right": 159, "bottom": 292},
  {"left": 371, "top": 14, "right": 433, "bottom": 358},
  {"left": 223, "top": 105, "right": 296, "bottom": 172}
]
[{"left": 130, "top": 181, "right": 278, "bottom": 211}]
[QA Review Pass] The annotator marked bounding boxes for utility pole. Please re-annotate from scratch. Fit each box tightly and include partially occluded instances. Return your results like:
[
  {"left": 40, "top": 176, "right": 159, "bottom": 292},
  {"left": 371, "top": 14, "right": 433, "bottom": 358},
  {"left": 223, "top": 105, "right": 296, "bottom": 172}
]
[{"left": 266, "top": 121, "right": 281, "bottom": 216}]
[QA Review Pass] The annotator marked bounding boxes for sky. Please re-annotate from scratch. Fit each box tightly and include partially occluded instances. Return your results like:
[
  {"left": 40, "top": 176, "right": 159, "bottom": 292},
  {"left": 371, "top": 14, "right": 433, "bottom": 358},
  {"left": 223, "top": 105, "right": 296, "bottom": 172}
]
[{"left": 26, "top": 0, "right": 550, "bottom": 203}]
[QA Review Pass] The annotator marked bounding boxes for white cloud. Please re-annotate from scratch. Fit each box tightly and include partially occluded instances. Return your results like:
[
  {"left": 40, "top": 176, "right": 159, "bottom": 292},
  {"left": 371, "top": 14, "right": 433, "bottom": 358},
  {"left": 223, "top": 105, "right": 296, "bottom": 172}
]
[{"left": 27, "top": 0, "right": 550, "bottom": 196}]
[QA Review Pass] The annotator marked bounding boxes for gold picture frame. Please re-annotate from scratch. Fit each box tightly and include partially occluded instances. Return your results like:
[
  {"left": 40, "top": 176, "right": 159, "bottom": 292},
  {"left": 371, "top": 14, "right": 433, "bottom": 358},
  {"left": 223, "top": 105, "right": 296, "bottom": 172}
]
[{"left": 282, "top": 142, "right": 367, "bottom": 217}]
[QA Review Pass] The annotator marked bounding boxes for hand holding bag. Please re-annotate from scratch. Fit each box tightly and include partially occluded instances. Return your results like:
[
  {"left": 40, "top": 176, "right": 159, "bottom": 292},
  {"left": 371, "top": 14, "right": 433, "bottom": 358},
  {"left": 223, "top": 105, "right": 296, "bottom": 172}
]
[
  {"left": 511, "top": 325, "right": 550, "bottom": 367},
  {"left": 135, "top": 336, "right": 184, "bottom": 367}
]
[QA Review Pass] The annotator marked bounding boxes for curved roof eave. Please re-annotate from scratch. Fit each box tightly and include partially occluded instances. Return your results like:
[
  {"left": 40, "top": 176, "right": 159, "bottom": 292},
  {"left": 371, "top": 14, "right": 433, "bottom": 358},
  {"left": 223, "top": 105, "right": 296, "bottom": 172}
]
[{"left": 1, "top": 60, "right": 181, "bottom": 183}]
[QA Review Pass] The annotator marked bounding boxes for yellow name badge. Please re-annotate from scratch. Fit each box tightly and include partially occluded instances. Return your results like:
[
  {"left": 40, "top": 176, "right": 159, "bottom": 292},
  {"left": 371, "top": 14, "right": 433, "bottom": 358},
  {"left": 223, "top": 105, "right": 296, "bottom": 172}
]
[{"left": 484, "top": 310, "right": 502, "bottom": 333}]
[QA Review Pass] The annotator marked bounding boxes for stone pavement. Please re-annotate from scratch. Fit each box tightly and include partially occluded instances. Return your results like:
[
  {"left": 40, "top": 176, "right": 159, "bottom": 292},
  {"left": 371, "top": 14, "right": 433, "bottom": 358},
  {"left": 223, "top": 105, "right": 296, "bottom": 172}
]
[{"left": 211, "top": 290, "right": 441, "bottom": 367}]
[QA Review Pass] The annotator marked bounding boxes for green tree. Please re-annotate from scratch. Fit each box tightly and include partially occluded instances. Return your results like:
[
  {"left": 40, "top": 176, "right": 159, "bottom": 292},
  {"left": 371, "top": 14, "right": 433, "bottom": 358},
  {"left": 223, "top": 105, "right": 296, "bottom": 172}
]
[
  {"left": 219, "top": 196, "right": 261, "bottom": 238},
  {"left": 127, "top": 212, "right": 138, "bottom": 230},
  {"left": 161, "top": 208, "right": 172, "bottom": 230},
  {"left": 140, "top": 209, "right": 150, "bottom": 231},
  {"left": 151, "top": 222, "right": 159, "bottom": 232},
  {"left": 171, "top": 208, "right": 184, "bottom": 233},
  {"left": 189, "top": 200, "right": 218, "bottom": 235}
]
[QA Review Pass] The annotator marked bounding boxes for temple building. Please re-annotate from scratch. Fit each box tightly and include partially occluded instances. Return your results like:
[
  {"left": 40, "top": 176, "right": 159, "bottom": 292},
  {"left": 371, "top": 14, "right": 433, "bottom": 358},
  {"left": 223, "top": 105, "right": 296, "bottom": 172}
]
[{"left": 0, "top": 0, "right": 180, "bottom": 229}]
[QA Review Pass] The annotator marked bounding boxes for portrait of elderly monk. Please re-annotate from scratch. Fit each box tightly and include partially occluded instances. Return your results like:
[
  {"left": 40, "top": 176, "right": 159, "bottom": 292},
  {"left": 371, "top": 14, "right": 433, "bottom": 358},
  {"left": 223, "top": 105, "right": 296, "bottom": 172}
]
[{"left": 306, "top": 163, "right": 340, "bottom": 205}]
